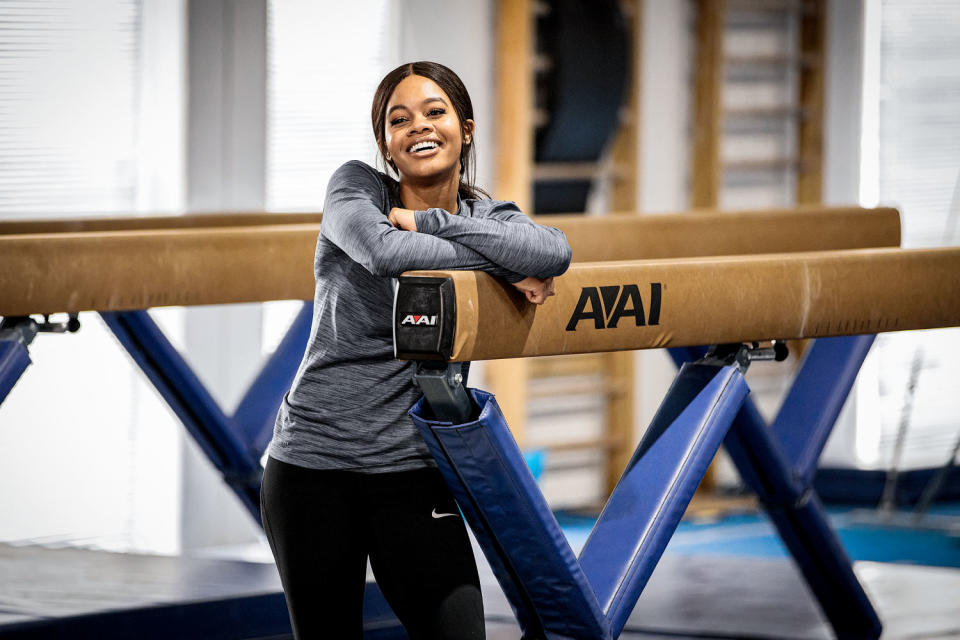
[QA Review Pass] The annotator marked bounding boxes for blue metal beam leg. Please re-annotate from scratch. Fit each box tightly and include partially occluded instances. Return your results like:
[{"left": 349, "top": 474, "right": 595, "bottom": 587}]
[
  {"left": 232, "top": 302, "right": 313, "bottom": 455},
  {"left": 0, "top": 336, "right": 31, "bottom": 407},
  {"left": 101, "top": 310, "right": 264, "bottom": 523},
  {"left": 771, "top": 335, "right": 876, "bottom": 486},
  {"left": 670, "top": 339, "right": 883, "bottom": 640},
  {"left": 579, "top": 358, "right": 749, "bottom": 637}
]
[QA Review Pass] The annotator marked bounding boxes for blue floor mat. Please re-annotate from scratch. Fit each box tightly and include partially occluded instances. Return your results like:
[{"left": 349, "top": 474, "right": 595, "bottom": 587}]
[{"left": 556, "top": 505, "right": 960, "bottom": 568}]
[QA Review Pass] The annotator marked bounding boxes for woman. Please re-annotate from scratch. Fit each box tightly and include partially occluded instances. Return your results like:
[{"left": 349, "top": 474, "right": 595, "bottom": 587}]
[{"left": 260, "top": 61, "right": 572, "bottom": 639}]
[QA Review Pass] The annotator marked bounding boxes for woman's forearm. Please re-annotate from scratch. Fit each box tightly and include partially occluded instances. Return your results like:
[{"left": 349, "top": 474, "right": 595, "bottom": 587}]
[
  {"left": 414, "top": 207, "right": 572, "bottom": 279},
  {"left": 321, "top": 161, "right": 525, "bottom": 281}
]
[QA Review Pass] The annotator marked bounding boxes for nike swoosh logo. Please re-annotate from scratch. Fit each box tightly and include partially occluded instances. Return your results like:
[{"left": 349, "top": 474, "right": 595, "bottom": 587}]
[{"left": 432, "top": 508, "right": 458, "bottom": 519}]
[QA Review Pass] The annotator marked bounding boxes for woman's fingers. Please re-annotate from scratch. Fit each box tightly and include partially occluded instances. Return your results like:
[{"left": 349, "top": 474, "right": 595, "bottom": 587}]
[
  {"left": 387, "top": 207, "right": 416, "bottom": 231},
  {"left": 513, "top": 276, "right": 557, "bottom": 305}
]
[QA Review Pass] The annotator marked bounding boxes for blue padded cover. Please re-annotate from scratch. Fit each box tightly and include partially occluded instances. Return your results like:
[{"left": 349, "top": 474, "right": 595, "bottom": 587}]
[
  {"left": 409, "top": 393, "right": 541, "bottom": 636},
  {"left": 578, "top": 363, "right": 748, "bottom": 637},
  {"left": 410, "top": 389, "right": 611, "bottom": 640}
]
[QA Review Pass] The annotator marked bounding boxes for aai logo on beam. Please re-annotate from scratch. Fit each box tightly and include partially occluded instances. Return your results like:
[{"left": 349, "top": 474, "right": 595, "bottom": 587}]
[
  {"left": 400, "top": 314, "right": 437, "bottom": 326},
  {"left": 565, "top": 283, "right": 662, "bottom": 331}
]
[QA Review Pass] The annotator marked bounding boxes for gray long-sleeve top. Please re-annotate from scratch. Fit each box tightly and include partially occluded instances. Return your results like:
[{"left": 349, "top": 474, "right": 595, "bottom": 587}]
[{"left": 267, "top": 160, "right": 572, "bottom": 472}]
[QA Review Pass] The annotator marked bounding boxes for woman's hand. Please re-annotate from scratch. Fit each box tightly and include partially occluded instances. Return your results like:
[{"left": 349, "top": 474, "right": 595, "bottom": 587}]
[
  {"left": 512, "top": 276, "right": 556, "bottom": 305},
  {"left": 388, "top": 207, "right": 417, "bottom": 232}
]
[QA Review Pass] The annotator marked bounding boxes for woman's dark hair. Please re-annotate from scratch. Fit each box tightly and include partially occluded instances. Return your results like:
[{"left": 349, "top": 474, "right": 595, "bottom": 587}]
[{"left": 371, "top": 61, "right": 489, "bottom": 200}]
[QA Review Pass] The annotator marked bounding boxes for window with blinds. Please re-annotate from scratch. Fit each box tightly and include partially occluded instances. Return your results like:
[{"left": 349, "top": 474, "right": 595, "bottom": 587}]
[
  {"left": 266, "top": 0, "right": 392, "bottom": 211},
  {"left": 0, "top": 1, "right": 141, "bottom": 216},
  {"left": 262, "top": 0, "right": 394, "bottom": 352},
  {"left": 855, "top": 0, "right": 960, "bottom": 471},
  {"left": 879, "top": 0, "right": 960, "bottom": 250},
  {"left": 0, "top": 1, "right": 185, "bottom": 555}
]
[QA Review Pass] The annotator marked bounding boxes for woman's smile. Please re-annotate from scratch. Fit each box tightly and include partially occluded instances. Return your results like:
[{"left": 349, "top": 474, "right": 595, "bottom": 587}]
[{"left": 406, "top": 137, "right": 442, "bottom": 158}]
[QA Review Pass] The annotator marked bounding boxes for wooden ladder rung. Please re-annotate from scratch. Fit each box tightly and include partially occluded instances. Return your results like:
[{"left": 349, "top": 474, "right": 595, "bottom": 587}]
[
  {"left": 533, "top": 162, "right": 630, "bottom": 182},
  {"left": 724, "top": 156, "right": 798, "bottom": 171},
  {"left": 726, "top": 53, "right": 821, "bottom": 68},
  {"left": 527, "top": 380, "right": 626, "bottom": 399},
  {"left": 528, "top": 435, "right": 625, "bottom": 454},
  {"left": 529, "top": 354, "right": 609, "bottom": 378},
  {"left": 533, "top": 162, "right": 602, "bottom": 181},
  {"left": 725, "top": 105, "right": 801, "bottom": 119}
]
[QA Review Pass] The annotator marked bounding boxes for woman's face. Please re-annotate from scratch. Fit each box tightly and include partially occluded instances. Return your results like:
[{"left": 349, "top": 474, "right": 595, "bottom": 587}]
[{"left": 384, "top": 74, "right": 473, "bottom": 183}]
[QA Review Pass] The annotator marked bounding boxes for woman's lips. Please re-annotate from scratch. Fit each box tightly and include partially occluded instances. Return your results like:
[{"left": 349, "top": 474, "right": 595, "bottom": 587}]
[{"left": 407, "top": 145, "right": 441, "bottom": 159}]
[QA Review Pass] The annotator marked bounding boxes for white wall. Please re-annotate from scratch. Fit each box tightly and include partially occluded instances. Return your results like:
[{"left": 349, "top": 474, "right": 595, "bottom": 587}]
[{"left": 180, "top": 0, "right": 269, "bottom": 553}]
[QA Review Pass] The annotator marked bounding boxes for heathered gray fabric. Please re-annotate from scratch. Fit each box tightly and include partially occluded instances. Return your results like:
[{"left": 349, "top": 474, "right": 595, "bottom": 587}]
[{"left": 267, "top": 160, "right": 571, "bottom": 472}]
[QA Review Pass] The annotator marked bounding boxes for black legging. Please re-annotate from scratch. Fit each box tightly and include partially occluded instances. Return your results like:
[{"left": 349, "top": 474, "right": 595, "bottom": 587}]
[{"left": 260, "top": 456, "right": 485, "bottom": 639}]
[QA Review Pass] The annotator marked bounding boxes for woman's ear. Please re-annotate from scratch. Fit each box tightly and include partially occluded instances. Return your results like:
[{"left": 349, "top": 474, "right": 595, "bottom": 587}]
[{"left": 462, "top": 119, "right": 475, "bottom": 145}]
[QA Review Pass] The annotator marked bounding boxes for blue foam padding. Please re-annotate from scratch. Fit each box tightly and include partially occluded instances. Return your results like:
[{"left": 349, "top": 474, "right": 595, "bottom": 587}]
[
  {"left": 410, "top": 389, "right": 611, "bottom": 640},
  {"left": 409, "top": 394, "right": 540, "bottom": 635},
  {"left": 578, "top": 362, "right": 748, "bottom": 637}
]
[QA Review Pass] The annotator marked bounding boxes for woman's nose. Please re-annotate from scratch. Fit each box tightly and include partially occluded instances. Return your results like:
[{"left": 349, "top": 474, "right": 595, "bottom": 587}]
[{"left": 409, "top": 116, "right": 433, "bottom": 134}]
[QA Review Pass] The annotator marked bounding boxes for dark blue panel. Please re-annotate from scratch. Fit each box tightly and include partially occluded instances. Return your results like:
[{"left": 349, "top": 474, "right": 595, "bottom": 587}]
[
  {"left": 535, "top": 0, "right": 628, "bottom": 162},
  {"left": 670, "top": 343, "right": 882, "bottom": 639},
  {"left": 771, "top": 336, "right": 875, "bottom": 483},
  {"left": 0, "top": 583, "right": 403, "bottom": 640},
  {"left": 0, "top": 339, "right": 31, "bottom": 407},
  {"left": 816, "top": 466, "right": 960, "bottom": 506},
  {"left": 0, "top": 593, "right": 291, "bottom": 640},
  {"left": 410, "top": 390, "right": 610, "bottom": 640},
  {"left": 101, "top": 311, "right": 263, "bottom": 522},
  {"left": 533, "top": 181, "right": 592, "bottom": 215},
  {"left": 579, "top": 362, "right": 748, "bottom": 637},
  {"left": 233, "top": 302, "right": 313, "bottom": 456}
]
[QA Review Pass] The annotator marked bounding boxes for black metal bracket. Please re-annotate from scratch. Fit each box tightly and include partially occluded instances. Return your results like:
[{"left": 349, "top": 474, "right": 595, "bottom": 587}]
[
  {"left": 413, "top": 361, "right": 476, "bottom": 423},
  {"left": 0, "top": 313, "right": 81, "bottom": 347},
  {"left": 700, "top": 341, "right": 789, "bottom": 373}
]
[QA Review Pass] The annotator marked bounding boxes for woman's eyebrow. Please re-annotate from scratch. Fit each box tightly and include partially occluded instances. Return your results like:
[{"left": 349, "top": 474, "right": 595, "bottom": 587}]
[{"left": 388, "top": 97, "right": 448, "bottom": 116}]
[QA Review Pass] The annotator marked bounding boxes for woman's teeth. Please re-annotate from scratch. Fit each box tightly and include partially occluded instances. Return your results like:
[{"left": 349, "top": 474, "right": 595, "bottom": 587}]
[{"left": 409, "top": 141, "right": 439, "bottom": 153}]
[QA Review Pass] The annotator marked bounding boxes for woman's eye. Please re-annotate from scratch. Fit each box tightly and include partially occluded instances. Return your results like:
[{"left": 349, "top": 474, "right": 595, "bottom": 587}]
[
  {"left": 390, "top": 117, "right": 407, "bottom": 126},
  {"left": 429, "top": 108, "right": 445, "bottom": 116}
]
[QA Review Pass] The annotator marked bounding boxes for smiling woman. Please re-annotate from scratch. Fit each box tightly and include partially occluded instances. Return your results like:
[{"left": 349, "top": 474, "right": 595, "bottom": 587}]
[
  {"left": 258, "top": 61, "right": 572, "bottom": 639},
  {"left": 372, "top": 61, "right": 482, "bottom": 202}
]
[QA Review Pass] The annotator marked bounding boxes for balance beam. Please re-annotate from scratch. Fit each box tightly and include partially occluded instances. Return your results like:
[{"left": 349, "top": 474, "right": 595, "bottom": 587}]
[
  {"left": 394, "top": 247, "right": 960, "bottom": 361},
  {"left": 0, "top": 206, "right": 898, "bottom": 253},
  {"left": 0, "top": 207, "right": 899, "bottom": 316}
]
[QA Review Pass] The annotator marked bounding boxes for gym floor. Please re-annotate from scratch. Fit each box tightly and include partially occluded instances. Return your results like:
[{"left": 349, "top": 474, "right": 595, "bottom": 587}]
[{"left": 2, "top": 504, "right": 958, "bottom": 639}]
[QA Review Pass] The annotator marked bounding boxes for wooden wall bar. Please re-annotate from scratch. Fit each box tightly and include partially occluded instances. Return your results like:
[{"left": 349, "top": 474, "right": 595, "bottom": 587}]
[{"left": 691, "top": 0, "right": 725, "bottom": 208}]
